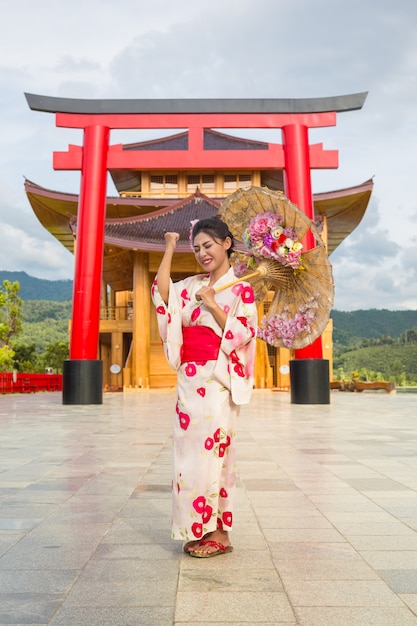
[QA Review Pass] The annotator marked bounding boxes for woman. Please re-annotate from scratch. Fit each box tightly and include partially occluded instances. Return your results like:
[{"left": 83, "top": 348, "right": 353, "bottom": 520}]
[{"left": 151, "top": 217, "right": 257, "bottom": 558}]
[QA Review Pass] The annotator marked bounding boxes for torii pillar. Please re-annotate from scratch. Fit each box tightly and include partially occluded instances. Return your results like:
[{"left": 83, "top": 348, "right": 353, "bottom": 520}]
[
  {"left": 25, "top": 92, "right": 367, "bottom": 404},
  {"left": 283, "top": 122, "right": 328, "bottom": 403}
]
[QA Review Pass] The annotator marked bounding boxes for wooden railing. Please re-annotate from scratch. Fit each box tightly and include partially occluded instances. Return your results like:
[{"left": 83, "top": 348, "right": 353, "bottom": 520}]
[{"left": 100, "top": 306, "right": 133, "bottom": 321}]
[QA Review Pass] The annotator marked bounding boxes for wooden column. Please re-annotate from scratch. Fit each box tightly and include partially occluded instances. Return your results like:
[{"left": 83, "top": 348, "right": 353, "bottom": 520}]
[
  {"left": 132, "top": 251, "right": 151, "bottom": 388},
  {"left": 110, "top": 331, "right": 123, "bottom": 388},
  {"left": 276, "top": 348, "right": 291, "bottom": 390},
  {"left": 254, "top": 300, "right": 273, "bottom": 388}
]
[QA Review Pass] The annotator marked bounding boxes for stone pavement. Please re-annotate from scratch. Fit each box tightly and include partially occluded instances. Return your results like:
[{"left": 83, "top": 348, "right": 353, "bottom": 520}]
[{"left": 1, "top": 389, "right": 417, "bottom": 625}]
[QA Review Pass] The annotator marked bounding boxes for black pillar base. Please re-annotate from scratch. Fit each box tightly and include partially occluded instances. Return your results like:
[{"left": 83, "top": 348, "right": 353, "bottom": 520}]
[
  {"left": 62, "top": 360, "right": 103, "bottom": 405},
  {"left": 290, "top": 358, "right": 330, "bottom": 405}
]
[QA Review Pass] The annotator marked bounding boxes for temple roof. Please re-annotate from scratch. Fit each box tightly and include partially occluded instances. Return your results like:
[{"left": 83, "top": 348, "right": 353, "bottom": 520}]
[
  {"left": 100, "top": 191, "right": 221, "bottom": 252},
  {"left": 313, "top": 179, "right": 373, "bottom": 253},
  {"left": 25, "top": 178, "right": 373, "bottom": 257},
  {"left": 25, "top": 178, "right": 373, "bottom": 291}
]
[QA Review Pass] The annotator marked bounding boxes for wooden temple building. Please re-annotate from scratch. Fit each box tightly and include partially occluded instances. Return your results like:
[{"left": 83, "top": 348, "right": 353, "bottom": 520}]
[{"left": 25, "top": 129, "right": 373, "bottom": 391}]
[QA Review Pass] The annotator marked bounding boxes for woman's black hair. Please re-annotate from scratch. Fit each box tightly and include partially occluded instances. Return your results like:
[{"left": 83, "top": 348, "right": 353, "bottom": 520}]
[{"left": 191, "top": 217, "right": 235, "bottom": 258}]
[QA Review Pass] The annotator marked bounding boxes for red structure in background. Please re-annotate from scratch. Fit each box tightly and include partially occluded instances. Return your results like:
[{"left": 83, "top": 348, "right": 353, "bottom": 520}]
[
  {"left": 282, "top": 122, "right": 323, "bottom": 360},
  {"left": 25, "top": 93, "right": 367, "bottom": 404},
  {"left": 0, "top": 373, "right": 62, "bottom": 394}
]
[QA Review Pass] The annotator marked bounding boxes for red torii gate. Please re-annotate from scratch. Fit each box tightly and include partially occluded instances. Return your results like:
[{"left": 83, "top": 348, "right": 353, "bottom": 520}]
[{"left": 25, "top": 92, "right": 367, "bottom": 404}]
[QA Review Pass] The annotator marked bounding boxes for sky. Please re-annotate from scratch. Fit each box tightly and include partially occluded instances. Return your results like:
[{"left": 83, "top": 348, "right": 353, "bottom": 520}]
[{"left": 0, "top": 0, "right": 416, "bottom": 311}]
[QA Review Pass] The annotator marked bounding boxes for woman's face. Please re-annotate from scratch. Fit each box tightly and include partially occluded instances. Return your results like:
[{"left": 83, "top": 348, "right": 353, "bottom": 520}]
[{"left": 193, "top": 231, "right": 231, "bottom": 273}]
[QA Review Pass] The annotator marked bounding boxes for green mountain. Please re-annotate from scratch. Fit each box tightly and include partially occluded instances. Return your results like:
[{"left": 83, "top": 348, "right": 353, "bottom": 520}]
[
  {"left": 0, "top": 271, "right": 73, "bottom": 301},
  {"left": 334, "top": 344, "right": 417, "bottom": 380},
  {"left": 331, "top": 309, "right": 417, "bottom": 384},
  {"left": 3, "top": 272, "right": 417, "bottom": 347},
  {"left": 1, "top": 272, "right": 415, "bottom": 382},
  {"left": 331, "top": 309, "right": 417, "bottom": 345}
]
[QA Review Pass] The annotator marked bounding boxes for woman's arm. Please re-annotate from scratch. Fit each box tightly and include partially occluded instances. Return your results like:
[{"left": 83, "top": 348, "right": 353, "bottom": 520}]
[
  {"left": 156, "top": 232, "right": 179, "bottom": 304},
  {"left": 195, "top": 286, "right": 228, "bottom": 330}
]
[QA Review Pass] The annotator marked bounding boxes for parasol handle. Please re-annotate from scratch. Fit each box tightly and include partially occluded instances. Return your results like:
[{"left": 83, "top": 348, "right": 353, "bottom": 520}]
[{"left": 214, "top": 265, "right": 267, "bottom": 293}]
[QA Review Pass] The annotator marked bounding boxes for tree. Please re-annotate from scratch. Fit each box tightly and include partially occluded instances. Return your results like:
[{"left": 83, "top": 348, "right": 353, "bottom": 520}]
[
  {"left": 0, "top": 280, "right": 22, "bottom": 371},
  {"left": 401, "top": 327, "right": 417, "bottom": 344},
  {"left": 12, "top": 343, "right": 40, "bottom": 373},
  {"left": 41, "top": 341, "right": 69, "bottom": 373},
  {"left": 0, "top": 345, "right": 15, "bottom": 372}
]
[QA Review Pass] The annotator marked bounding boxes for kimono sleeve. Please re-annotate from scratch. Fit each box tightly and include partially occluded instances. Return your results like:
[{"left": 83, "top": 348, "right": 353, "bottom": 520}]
[
  {"left": 216, "top": 282, "right": 258, "bottom": 405},
  {"left": 151, "top": 277, "right": 184, "bottom": 371}
]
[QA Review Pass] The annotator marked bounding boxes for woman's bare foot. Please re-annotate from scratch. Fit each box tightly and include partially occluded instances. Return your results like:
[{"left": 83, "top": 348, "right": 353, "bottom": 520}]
[
  {"left": 183, "top": 533, "right": 210, "bottom": 553},
  {"left": 191, "top": 529, "right": 231, "bottom": 556}
]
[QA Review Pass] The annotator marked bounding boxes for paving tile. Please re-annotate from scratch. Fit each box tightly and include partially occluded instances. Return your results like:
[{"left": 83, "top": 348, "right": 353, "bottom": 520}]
[
  {"left": 308, "top": 497, "right": 384, "bottom": 513},
  {"left": 49, "top": 606, "right": 175, "bottom": 625},
  {"left": 348, "top": 535, "right": 417, "bottom": 551},
  {"left": 263, "top": 527, "right": 346, "bottom": 543},
  {"left": 253, "top": 515, "right": 332, "bottom": 529},
  {"left": 0, "top": 593, "right": 64, "bottom": 623},
  {"left": 117, "top": 498, "right": 171, "bottom": 517},
  {"left": 400, "top": 594, "right": 417, "bottom": 614},
  {"left": 84, "top": 554, "right": 180, "bottom": 578},
  {"left": 93, "top": 542, "right": 179, "bottom": 560},
  {"left": 0, "top": 568, "right": 79, "bottom": 594},
  {"left": 178, "top": 566, "right": 283, "bottom": 592},
  {"left": 175, "top": 591, "right": 295, "bottom": 622},
  {"left": 295, "top": 606, "right": 417, "bottom": 625},
  {"left": 275, "top": 557, "right": 379, "bottom": 581},
  {"left": 401, "top": 518, "right": 417, "bottom": 531},
  {"left": 360, "top": 551, "right": 417, "bottom": 569},
  {"left": 64, "top": 577, "right": 177, "bottom": 607},
  {"left": 321, "top": 511, "right": 400, "bottom": 524},
  {"left": 336, "top": 522, "right": 415, "bottom": 536},
  {"left": 346, "top": 478, "right": 411, "bottom": 492},
  {"left": 174, "top": 623, "right": 296, "bottom": 626},
  {"left": 0, "top": 519, "right": 42, "bottom": 530},
  {"left": 284, "top": 580, "right": 403, "bottom": 607},
  {"left": 227, "top": 534, "right": 267, "bottom": 550},
  {"left": 379, "top": 504, "right": 417, "bottom": 517},
  {"left": 0, "top": 531, "right": 26, "bottom": 556},
  {"left": 269, "top": 542, "right": 362, "bottom": 561},
  {"left": 378, "top": 570, "right": 417, "bottom": 593},
  {"left": 243, "top": 479, "right": 300, "bottom": 491},
  {"left": 1, "top": 389, "right": 417, "bottom": 623},
  {"left": 0, "top": 541, "right": 100, "bottom": 570}
]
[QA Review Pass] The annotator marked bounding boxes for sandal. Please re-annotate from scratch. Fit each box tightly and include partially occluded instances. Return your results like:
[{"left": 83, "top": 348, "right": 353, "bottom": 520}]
[{"left": 189, "top": 539, "right": 233, "bottom": 558}]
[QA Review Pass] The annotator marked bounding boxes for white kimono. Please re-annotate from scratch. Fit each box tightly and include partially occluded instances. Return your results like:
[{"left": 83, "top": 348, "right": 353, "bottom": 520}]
[{"left": 152, "top": 267, "right": 257, "bottom": 541}]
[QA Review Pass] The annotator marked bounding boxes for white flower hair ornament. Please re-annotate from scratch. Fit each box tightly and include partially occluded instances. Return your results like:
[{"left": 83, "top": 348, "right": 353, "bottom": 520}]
[{"left": 189, "top": 219, "right": 199, "bottom": 251}]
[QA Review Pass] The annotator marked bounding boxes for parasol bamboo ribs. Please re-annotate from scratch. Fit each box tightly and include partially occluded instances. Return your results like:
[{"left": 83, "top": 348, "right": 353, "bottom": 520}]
[{"left": 214, "top": 259, "right": 294, "bottom": 293}]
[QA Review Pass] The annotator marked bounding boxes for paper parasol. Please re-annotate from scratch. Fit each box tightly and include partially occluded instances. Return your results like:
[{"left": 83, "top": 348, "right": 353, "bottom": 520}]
[{"left": 219, "top": 186, "right": 334, "bottom": 349}]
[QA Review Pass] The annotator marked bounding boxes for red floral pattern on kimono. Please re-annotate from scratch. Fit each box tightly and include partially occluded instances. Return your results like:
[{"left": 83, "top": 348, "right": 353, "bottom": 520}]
[{"left": 151, "top": 266, "right": 257, "bottom": 541}]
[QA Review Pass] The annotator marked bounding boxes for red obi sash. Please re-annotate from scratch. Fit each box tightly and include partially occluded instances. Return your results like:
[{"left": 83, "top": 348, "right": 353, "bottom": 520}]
[{"left": 181, "top": 326, "right": 221, "bottom": 363}]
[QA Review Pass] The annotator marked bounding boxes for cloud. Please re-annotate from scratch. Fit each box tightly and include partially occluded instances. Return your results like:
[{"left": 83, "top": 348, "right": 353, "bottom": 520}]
[
  {"left": 0, "top": 224, "right": 73, "bottom": 280},
  {"left": 330, "top": 195, "right": 417, "bottom": 310},
  {"left": 0, "top": 0, "right": 416, "bottom": 311}
]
